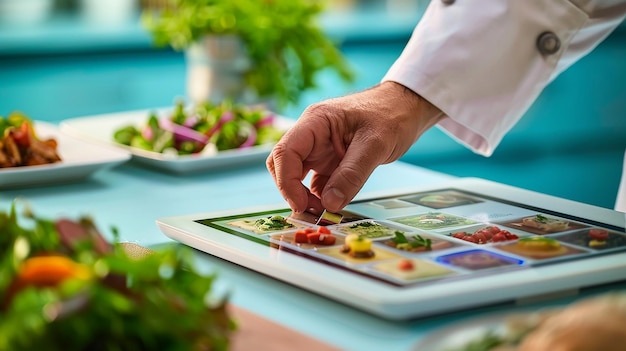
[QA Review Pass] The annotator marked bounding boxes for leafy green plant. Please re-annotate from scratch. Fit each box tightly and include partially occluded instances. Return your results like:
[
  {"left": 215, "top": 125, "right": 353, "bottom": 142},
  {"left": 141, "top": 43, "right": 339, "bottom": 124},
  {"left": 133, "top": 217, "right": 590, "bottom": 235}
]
[
  {"left": 142, "top": 0, "right": 354, "bottom": 108},
  {"left": 0, "top": 201, "right": 234, "bottom": 351}
]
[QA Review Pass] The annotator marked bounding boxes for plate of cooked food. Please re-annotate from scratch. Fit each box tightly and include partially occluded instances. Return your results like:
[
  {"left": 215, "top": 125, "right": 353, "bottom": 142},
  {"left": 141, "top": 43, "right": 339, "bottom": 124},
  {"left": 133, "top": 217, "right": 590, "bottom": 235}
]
[
  {"left": 0, "top": 112, "right": 131, "bottom": 188},
  {"left": 59, "top": 100, "right": 295, "bottom": 174},
  {"left": 412, "top": 292, "right": 626, "bottom": 351}
]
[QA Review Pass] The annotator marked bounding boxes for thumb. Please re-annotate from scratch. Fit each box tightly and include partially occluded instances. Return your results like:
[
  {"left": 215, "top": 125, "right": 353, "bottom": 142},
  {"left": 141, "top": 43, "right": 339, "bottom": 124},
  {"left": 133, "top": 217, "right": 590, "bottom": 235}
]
[{"left": 320, "top": 137, "right": 384, "bottom": 212}]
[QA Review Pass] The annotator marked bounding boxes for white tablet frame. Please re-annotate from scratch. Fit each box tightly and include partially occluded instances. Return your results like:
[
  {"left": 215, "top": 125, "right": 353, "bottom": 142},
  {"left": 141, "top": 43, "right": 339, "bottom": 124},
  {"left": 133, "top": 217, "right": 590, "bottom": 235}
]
[{"left": 156, "top": 178, "right": 626, "bottom": 320}]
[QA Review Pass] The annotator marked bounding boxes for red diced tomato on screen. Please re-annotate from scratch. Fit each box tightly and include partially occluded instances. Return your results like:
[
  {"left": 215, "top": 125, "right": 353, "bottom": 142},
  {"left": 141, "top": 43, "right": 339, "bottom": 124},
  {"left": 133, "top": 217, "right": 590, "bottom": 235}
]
[
  {"left": 294, "top": 230, "right": 310, "bottom": 243},
  {"left": 307, "top": 232, "right": 322, "bottom": 244},
  {"left": 317, "top": 226, "right": 331, "bottom": 234},
  {"left": 319, "top": 234, "right": 336, "bottom": 245}
]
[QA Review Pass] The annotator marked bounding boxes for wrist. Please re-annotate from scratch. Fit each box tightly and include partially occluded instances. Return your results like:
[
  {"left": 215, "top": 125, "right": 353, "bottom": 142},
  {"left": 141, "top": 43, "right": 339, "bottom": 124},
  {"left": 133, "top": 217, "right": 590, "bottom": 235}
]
[{"left": 380, "top": 80, "right": 445, "bottom": 140}]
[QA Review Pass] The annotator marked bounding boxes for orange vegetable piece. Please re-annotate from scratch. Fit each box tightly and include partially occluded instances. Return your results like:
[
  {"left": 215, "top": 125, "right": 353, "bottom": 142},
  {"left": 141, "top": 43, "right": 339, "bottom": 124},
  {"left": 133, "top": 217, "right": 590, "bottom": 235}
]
[
  {"left": 589, "top": 228, "right": 609, "bottom": 241},
  {"left": 306, "top": 232, "right": 337, "bottom": 245},
  {"left": 397, "top": 259, "right": 415, "bottom": 271},
  {"left": 317, "top": 226, "right": 331, "bottom": 234},
  {"left": 294, "top": 231, "right": 309, "bottom": 244},
  {"left": 11, "top": 121, "right": 31, "bottom": 147},
  {"left": 319, "top": 234, "right": 336, "bottom": 245},
  {"left": 307, "top": 232, "right": 322, "bottom": 244},
  {"left": 16, "top": 255, "right": 91, "bottom": 288}
]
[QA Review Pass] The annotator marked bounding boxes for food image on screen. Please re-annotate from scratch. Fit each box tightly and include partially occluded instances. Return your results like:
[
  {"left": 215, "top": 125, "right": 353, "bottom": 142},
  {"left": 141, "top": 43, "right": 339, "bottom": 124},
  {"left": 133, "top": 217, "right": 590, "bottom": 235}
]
[
  {"left": 228, "top": 214, "right": 303, "bottom": 234},
  {"left": 437, "top": 250, "right": 524, "bottom": 271},
  {"left": 317, "top": 240, "right": 402, "bottom": 265},
  {"left": 194, "top": 187, "right": 626, "bottom": 289},
  {"left": 369, "top": 199, "right": 416, "bottom": 209},
  {"left": 383, "top": 232, "right": 460, "bottom": 253},
  {"left": 336, "top": 220, "right": 403, "bottom": 240},
  {"left": 316, "top": 210, "right": 343, "bottom": 226},
  {"left": 270, "top": 226, "right": 344, "bottom": 249},
  {"left": 552, "top": 228, "right": 626, "bottom": 251},
  {"left": 391, "top": 212, "right": 476, "bottom": 230},
  {"left": 447, "top": 225, "right": 521, "bottom": 245},
  {"left": 499, "top": 214, "right": 587, "bottom": 235},
  {"left": 495, "top": 237, "right": 588, "bottom": 260},
  {"left": 371, "top": 258, "right": 456, "bottom": 282},
  {"left": 289, "top": 209, "right": 366, "bottom": 226},
  {"left": 522, "top": 215, "right": 569, "bottom": 231},
  {"left": 401, "top": 190, "right": 482, "bottom": 209},
  {"left": 341, "top": 234, "right": 376, "bottom": 258}
]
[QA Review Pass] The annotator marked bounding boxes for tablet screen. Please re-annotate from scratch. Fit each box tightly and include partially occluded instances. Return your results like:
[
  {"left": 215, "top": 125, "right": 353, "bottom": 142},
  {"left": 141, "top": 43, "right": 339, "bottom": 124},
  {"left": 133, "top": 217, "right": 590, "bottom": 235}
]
[
  {"left": 158, "top": 178, "right": 626, "bottom": 319},
  {"left": 193, "top": 188, "right": 625, "bottom": 288}
]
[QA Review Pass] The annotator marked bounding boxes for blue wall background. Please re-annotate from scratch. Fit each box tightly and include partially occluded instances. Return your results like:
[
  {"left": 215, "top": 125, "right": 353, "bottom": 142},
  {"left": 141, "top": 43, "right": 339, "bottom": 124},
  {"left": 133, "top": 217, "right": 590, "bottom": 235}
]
[{"left": 0, "top": 3, "right": 624, "bottom": 210}]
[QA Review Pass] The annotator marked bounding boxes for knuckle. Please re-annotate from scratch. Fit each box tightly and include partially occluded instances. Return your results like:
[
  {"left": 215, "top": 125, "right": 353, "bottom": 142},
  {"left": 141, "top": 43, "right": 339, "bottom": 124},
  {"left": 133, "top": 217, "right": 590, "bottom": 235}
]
[
  {"left": 271, "top": 141, "right": 288, "bottom": 157},
  {"left": 336, "top": 163, "right": 368, "bottom": 190},
  {"left": 302, "top": 102, "right": 344, "bottom": 123}
]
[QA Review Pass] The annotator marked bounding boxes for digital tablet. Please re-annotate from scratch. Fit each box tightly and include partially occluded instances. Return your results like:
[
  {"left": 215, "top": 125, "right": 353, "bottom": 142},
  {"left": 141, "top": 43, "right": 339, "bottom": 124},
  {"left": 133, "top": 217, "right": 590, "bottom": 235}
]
[{"left": 156, "top": 178, "right": 626, "bottom": 320}]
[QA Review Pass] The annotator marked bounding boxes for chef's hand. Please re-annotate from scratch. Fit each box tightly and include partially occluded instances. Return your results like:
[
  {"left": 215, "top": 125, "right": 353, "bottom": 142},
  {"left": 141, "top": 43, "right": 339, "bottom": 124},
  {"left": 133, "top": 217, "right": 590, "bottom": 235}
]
[{"left": 266, "top": 81, "right": 444, "bottom": 214}]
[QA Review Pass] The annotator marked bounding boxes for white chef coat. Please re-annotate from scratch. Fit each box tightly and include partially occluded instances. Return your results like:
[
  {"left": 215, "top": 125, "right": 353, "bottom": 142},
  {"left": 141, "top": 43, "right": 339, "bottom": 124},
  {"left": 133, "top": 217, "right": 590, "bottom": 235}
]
[{"left": 383, "top": 0, "right": 626, "bottom": 212}]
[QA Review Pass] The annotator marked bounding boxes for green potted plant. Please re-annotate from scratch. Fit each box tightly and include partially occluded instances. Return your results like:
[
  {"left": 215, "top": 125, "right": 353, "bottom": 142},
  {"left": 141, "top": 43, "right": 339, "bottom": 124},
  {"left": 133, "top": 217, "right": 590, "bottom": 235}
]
[{"left": 142, "top": 0, "right": 354, "bottom": 109}]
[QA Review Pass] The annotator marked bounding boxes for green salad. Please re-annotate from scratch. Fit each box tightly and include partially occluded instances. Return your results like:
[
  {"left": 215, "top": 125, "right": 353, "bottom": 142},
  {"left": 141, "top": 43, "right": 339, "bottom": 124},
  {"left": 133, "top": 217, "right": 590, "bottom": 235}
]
[
  {"left": 0, "top": 201, "right": 235, "bottom": 351},
  {"left": 113, "top": 100, "right": 286, "bottom": 155}
]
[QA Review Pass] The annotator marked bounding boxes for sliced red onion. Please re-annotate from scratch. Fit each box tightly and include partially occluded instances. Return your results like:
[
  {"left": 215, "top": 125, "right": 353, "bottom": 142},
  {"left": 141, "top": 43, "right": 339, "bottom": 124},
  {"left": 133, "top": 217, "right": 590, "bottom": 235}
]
[
  {"left": 159, "top": 118, "right": 209, "bottom": 144},
  {"left": 141, "top": 125, "right": 153, "bottom": 141},
  {"left": 206, "top": 111, "right": 235, "bottom": 138},
  {"left": 238, "top": 123, "right": 257, "bottom": 148},
  {"left": 183, "top": 114, "right": 199, "bottom": 128},
  {"left": 255, "top": 113, "right": 275, "bottom": 128}
]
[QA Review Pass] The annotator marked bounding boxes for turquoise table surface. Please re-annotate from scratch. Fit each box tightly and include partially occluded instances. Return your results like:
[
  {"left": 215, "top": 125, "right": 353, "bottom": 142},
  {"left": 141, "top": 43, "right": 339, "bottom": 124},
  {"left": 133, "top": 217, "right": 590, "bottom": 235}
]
[{"left": 1, "top": 159, "right": 624, "bottom": 351}]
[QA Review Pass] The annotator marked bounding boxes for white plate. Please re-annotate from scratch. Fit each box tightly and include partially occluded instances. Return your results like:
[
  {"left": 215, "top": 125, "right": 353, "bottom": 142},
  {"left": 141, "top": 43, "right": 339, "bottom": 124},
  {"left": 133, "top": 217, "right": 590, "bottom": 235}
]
[
  {"left": 60, "top": 108, "right": 296, "bottom": 174},
  {"left": 0, "top": 122, "right": 131, "bottom": 188},
  {"left": 413, "top": 313, "right": 510, "bottom": 351},
  {"left": 412, "top": 308, "right": 557, "bottom": 351}
]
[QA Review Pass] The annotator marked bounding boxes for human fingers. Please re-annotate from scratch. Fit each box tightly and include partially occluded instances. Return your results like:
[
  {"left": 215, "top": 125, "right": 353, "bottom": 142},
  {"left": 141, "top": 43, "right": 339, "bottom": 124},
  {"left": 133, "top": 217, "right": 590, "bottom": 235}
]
[
  {"left": 266, "top": 125, "right": 316, "bottom": 213},
  {"left": 319, "top": 131, "right": 388, "bottom": 212},
  {"left": 314, "top": 83, "right": 444, "bottom": 211},
  {"left": 305, "top": 190, "right": 324, "bottom": 215},
  {"left": 267, "top": 107, "right": 339, "bottom": 213},
  {"left": 270, "top": 81, "right": 443, "bottom": 213}
]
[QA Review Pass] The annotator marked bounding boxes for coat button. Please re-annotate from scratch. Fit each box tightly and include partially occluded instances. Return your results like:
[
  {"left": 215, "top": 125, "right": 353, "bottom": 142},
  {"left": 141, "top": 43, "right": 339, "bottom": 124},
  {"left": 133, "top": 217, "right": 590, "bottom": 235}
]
[
  {"left": 536, "top": 31, "right": 561, "bottom": 55},
  {"left": 441, "top": 0, "right": 455, "bottom": 4}
]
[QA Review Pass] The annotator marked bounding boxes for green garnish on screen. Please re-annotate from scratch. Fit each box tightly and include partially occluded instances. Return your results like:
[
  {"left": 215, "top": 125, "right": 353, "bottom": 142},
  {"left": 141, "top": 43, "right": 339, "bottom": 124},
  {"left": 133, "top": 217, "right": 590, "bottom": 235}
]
[
  {"left": 351, "top": 221, "right": 375, "bottom": 228},
  {"left": 392, "top": 232, "right": 432, "bottom": 250},
  {"left": 254, "top": 215, "right": 294, "bottom": 231}
]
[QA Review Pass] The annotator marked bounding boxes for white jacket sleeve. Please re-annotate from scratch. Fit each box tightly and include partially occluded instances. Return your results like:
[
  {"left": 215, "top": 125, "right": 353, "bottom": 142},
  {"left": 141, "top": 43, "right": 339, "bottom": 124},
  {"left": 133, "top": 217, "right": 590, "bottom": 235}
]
[{"left": 383, "top": 0, "right": 626, "bottom": 156}]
